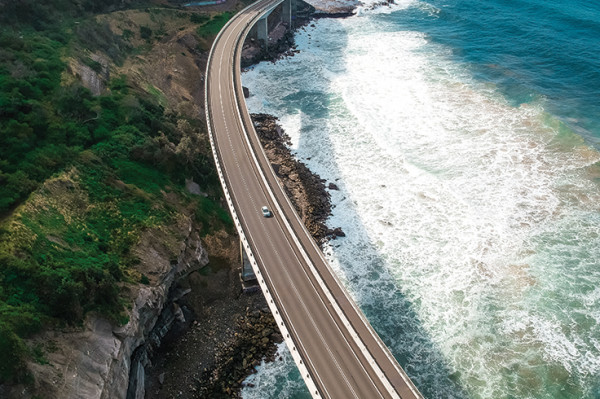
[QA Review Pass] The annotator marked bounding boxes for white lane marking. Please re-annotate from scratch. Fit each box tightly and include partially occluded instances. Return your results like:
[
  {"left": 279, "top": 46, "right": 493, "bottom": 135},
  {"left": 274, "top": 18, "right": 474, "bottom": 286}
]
[
  {"left": 218, "top": 116, "right": 365, "bottom": 397},
  {"left": 206, "top": 57, "right": 325, "bottom": 399},
  {"left": 208, "top": 10, "right": 385, "bottom": 395},
  {"left": 207, "top": 2, "right": 421, "bottom": 398},
  {"left": 227, "top": 15, "right": 390, "bottom": 399},
  {"left": 216, "top": 4, "right": 400, "bottom": 398},
  {"left": 233, "top": 21, "right": 424, "bottom": 399},
  {"left": 211, "top": 11, "right": 333, "bottom": 398},
  {"left": 228, "top": 9, "right": 421, "bottom": 397},
  {"left": 224, "top": 13, "right": 384, "bottom": 398}
]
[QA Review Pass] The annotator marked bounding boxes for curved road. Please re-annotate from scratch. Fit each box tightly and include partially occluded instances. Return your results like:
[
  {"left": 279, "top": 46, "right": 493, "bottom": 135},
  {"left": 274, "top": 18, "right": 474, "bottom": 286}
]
[{"left": 205, "top": 2, "right": 424, "bottom": 398}]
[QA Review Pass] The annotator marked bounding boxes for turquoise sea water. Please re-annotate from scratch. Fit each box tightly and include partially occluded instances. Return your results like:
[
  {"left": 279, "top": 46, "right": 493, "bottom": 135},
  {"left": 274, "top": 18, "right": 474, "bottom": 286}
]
[
  {"left": 241, "top": 1, "right": 600, "bottom": 398},
  {"left": 391, "top": 0, "right": 600, "bottom": 143}
]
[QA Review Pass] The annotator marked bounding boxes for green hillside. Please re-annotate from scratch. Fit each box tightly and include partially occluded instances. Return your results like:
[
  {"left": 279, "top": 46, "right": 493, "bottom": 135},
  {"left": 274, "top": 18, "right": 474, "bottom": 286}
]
[{"left": 0, "top": 0, "right": 232, "bottom": 383}]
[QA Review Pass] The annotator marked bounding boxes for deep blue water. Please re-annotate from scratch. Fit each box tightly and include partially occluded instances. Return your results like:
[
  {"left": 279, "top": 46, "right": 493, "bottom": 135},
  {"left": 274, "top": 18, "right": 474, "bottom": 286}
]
[{"left": 387, "top": 0, "right": 600, "bottom": 143}]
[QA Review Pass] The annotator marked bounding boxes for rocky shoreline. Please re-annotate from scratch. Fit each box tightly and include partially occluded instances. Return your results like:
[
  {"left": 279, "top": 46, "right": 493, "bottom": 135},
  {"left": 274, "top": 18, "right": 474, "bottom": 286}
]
[
  {"left": 143, "top": 261, "right": 281, "bottom": 399},
  {"left": 241, "top": 0, "right": 315, "bottom": 67},
  {"left": 142, "top": 113, "right": 343, "bottom": 398},
  {"left": 194, "top": 309, "right": 283, "bottom": 397},
  {"left": 251, "top": 113, "right": 346, "bottom": 244},
  {"left": 143, "top": 6, "right": 349, "bottom": 399}
]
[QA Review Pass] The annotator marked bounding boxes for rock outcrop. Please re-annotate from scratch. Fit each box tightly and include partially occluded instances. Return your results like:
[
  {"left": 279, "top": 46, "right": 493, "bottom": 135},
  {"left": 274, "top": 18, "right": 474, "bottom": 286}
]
[
  {"left": 69, "top": 53, "right": 110, "bottom": 96},
  {"left": 194, "top": 309, "right": 283, "bottom": 398},
  {"left": 251, "top": 113, "right": 332, "bottom": 243},
  {"left": 4, "top": 218, "right": 209, "bottom": 399}
]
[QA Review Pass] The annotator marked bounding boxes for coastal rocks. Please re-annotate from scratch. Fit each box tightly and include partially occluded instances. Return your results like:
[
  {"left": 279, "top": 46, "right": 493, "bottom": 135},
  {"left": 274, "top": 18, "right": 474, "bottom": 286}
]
[
  {"left": 326, "top": 227, "right": 346, "bottom": 239},
  {"left": 143, "top": 258, "right": 273, "bottom": 399},
  {"left": 243, "top": 86, "right": 250, "bottom": 98},
  {"left": 194, "top": 309, "right": 283, "bottom": 398},
  {"left": 251, "top": 113, "right": 333, "bottom": 244},
  {"left": 304, "top": 0, "right": 358, "bottom": 14},
  {"left": 241, "top": 29, "right": 298, "bottom": 67},
  {"left": 241, "top": 0, "right": 315, "bottom": 67}
]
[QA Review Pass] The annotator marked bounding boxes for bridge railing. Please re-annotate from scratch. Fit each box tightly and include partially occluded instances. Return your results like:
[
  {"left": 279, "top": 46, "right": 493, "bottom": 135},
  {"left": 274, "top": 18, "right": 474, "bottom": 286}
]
[
  {"left": 204, "top": 3, "right": 323, "bottom": 397},
  {"left": 228, "top": 10, "right": 423, "bottom": 399},
  {"left": 205, "top": 2, "right": 423, "bottom": 397}
]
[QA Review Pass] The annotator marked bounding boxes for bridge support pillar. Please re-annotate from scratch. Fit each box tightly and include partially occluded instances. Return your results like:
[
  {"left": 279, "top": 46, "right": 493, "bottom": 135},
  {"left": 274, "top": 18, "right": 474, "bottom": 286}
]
[
  {"left": 240, "top": 239, "right": 259, "bottom": 292},
  {"left": 282, "top": 0, "right": 294, "bottom": 26},
  {"left": 256, "top": 15, "right": 269, "bottom": 45}
]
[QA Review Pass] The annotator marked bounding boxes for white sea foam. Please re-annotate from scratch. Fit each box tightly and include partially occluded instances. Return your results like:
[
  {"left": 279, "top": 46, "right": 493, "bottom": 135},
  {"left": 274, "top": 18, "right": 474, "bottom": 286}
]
[
  {"left": 354, "top": 0, "right": 416, "bottom": 15},
  {"left": 241, "top": 343, "right": 310, "bottom": 398},
  {"left": 242, "top": 9, "right": 600, "bottom": 399}
]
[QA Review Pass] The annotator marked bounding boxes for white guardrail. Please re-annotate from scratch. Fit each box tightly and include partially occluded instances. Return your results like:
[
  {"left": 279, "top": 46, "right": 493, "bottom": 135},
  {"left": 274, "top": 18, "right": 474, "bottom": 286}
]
[{"left": 204, "top": 2, "right": 323, "bottom": 397}]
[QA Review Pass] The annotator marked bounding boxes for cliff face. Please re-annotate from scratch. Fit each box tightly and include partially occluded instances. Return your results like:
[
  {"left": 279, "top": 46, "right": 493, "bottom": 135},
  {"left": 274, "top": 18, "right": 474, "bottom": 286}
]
[
  {"left": 0, "top": 3, "right": 242, "bottom": 397},
  {"left": 5, "top": 217, "right": 209, "bottom": 399}
]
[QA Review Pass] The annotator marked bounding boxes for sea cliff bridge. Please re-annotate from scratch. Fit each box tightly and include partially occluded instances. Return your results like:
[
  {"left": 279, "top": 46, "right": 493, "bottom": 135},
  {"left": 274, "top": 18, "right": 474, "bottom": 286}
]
[{"left": 204, "top": 1, "right": 423, "bottom": 397}]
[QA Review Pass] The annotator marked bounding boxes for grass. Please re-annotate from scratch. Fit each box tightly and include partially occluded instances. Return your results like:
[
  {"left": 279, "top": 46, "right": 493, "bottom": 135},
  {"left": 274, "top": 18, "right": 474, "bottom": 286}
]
[
  {"left": 196, "top": 12, "right": 234, "bottom": 38},
  {"left": 145, "top": 84, "right": 168, "bottom": 108},
  {"left": 195, "top": 195, "right": 233, "bottom": 236},
  {"left": 112, "top": 158, "right": 171, "bottom": 195}
]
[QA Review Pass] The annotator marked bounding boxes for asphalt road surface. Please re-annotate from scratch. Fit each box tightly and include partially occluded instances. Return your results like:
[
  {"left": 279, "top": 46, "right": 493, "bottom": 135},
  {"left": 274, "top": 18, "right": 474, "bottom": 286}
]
[{"left": 205, "top": 2, "right": 424, "bottom": 397}]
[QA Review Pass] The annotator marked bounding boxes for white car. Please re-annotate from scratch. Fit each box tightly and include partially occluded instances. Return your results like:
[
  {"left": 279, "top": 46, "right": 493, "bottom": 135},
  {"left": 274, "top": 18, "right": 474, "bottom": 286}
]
[{"left": 261, "top": 206, "right": 272, "bottom": 218}]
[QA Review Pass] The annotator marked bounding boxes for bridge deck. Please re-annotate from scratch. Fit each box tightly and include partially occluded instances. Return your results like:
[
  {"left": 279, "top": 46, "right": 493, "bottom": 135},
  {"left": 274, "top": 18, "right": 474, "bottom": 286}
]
[{"left": 205, "top": 2, "right": 424, "bottom": 397}]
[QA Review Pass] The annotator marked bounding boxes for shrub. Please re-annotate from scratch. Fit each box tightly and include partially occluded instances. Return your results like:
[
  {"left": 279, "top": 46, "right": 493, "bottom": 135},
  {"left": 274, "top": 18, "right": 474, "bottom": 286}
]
[
  {"left": 190, "top": 13, "right": 210, "bottom": 24},
  {"left": 140, "top": 26, "right": 153, "bottom": 40},
  {"left": 0, "top": 322, "right": 29, "bottom": 383},
  {"left": 196, "top": 12, "right": 233, "bottom": 38},
  {"left": 0, "top": 3, "right": 227, "bottom": 383}
]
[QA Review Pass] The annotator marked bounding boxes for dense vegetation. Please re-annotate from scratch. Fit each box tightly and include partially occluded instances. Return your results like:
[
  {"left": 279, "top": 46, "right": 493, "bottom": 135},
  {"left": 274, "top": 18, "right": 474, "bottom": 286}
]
[
  {"left": 0, "top": 0, "right": 141, "bottom": 30},
  {"left": 0, "top": 2, "right": 232, "bottom": 384},
  {"left": 195, "top": 11, "right": 234, "bottom": 38}
]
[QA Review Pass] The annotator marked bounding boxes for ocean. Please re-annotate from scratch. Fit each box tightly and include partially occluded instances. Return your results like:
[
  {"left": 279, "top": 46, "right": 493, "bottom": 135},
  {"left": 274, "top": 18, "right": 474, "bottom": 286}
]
[{"left": 240, "top": 0, "right": 600, "bottom": 397}]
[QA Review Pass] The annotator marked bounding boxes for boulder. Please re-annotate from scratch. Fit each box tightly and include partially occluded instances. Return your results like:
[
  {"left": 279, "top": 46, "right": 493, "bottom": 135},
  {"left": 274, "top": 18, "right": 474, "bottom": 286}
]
[
  {"left": 185, "top": 178, "right": 208, "bottom": 197},
  {"left": 326, "top": 227, "right": 346, "bottom": 239}
]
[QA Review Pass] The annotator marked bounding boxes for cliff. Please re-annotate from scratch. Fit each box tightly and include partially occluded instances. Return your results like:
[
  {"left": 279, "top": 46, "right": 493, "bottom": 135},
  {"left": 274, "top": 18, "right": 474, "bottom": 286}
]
[
  {"left": 0, "top": 3, "right": 238, "bottom": 397},
  {"left": 0, "top": 167, "right": 214, "bottom": 399}
]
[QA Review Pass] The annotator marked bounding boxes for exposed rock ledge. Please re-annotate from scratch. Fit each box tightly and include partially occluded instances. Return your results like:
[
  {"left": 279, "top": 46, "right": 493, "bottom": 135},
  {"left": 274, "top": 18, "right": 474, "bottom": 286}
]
[
  {"left": 252, "top": 113, "right": 338, "bottom": 244},
  {"left": 2, "top": 216, "right": 209, "bottom": 399}
]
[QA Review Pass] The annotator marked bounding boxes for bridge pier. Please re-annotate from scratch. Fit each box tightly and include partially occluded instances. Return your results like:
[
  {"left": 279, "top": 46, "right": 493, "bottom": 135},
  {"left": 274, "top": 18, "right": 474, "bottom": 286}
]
[
  {"left": 252, "top": 0, "right": 295, "bottom": 45},
  {"left": 240, "top": 239, "right": 259, "bottom": 292},
  {"left": 256, "top": 15, "right": 269, "bottom": 44},
  {"left": 282, "top": 0, "right": 294, "bottom": 26}
]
